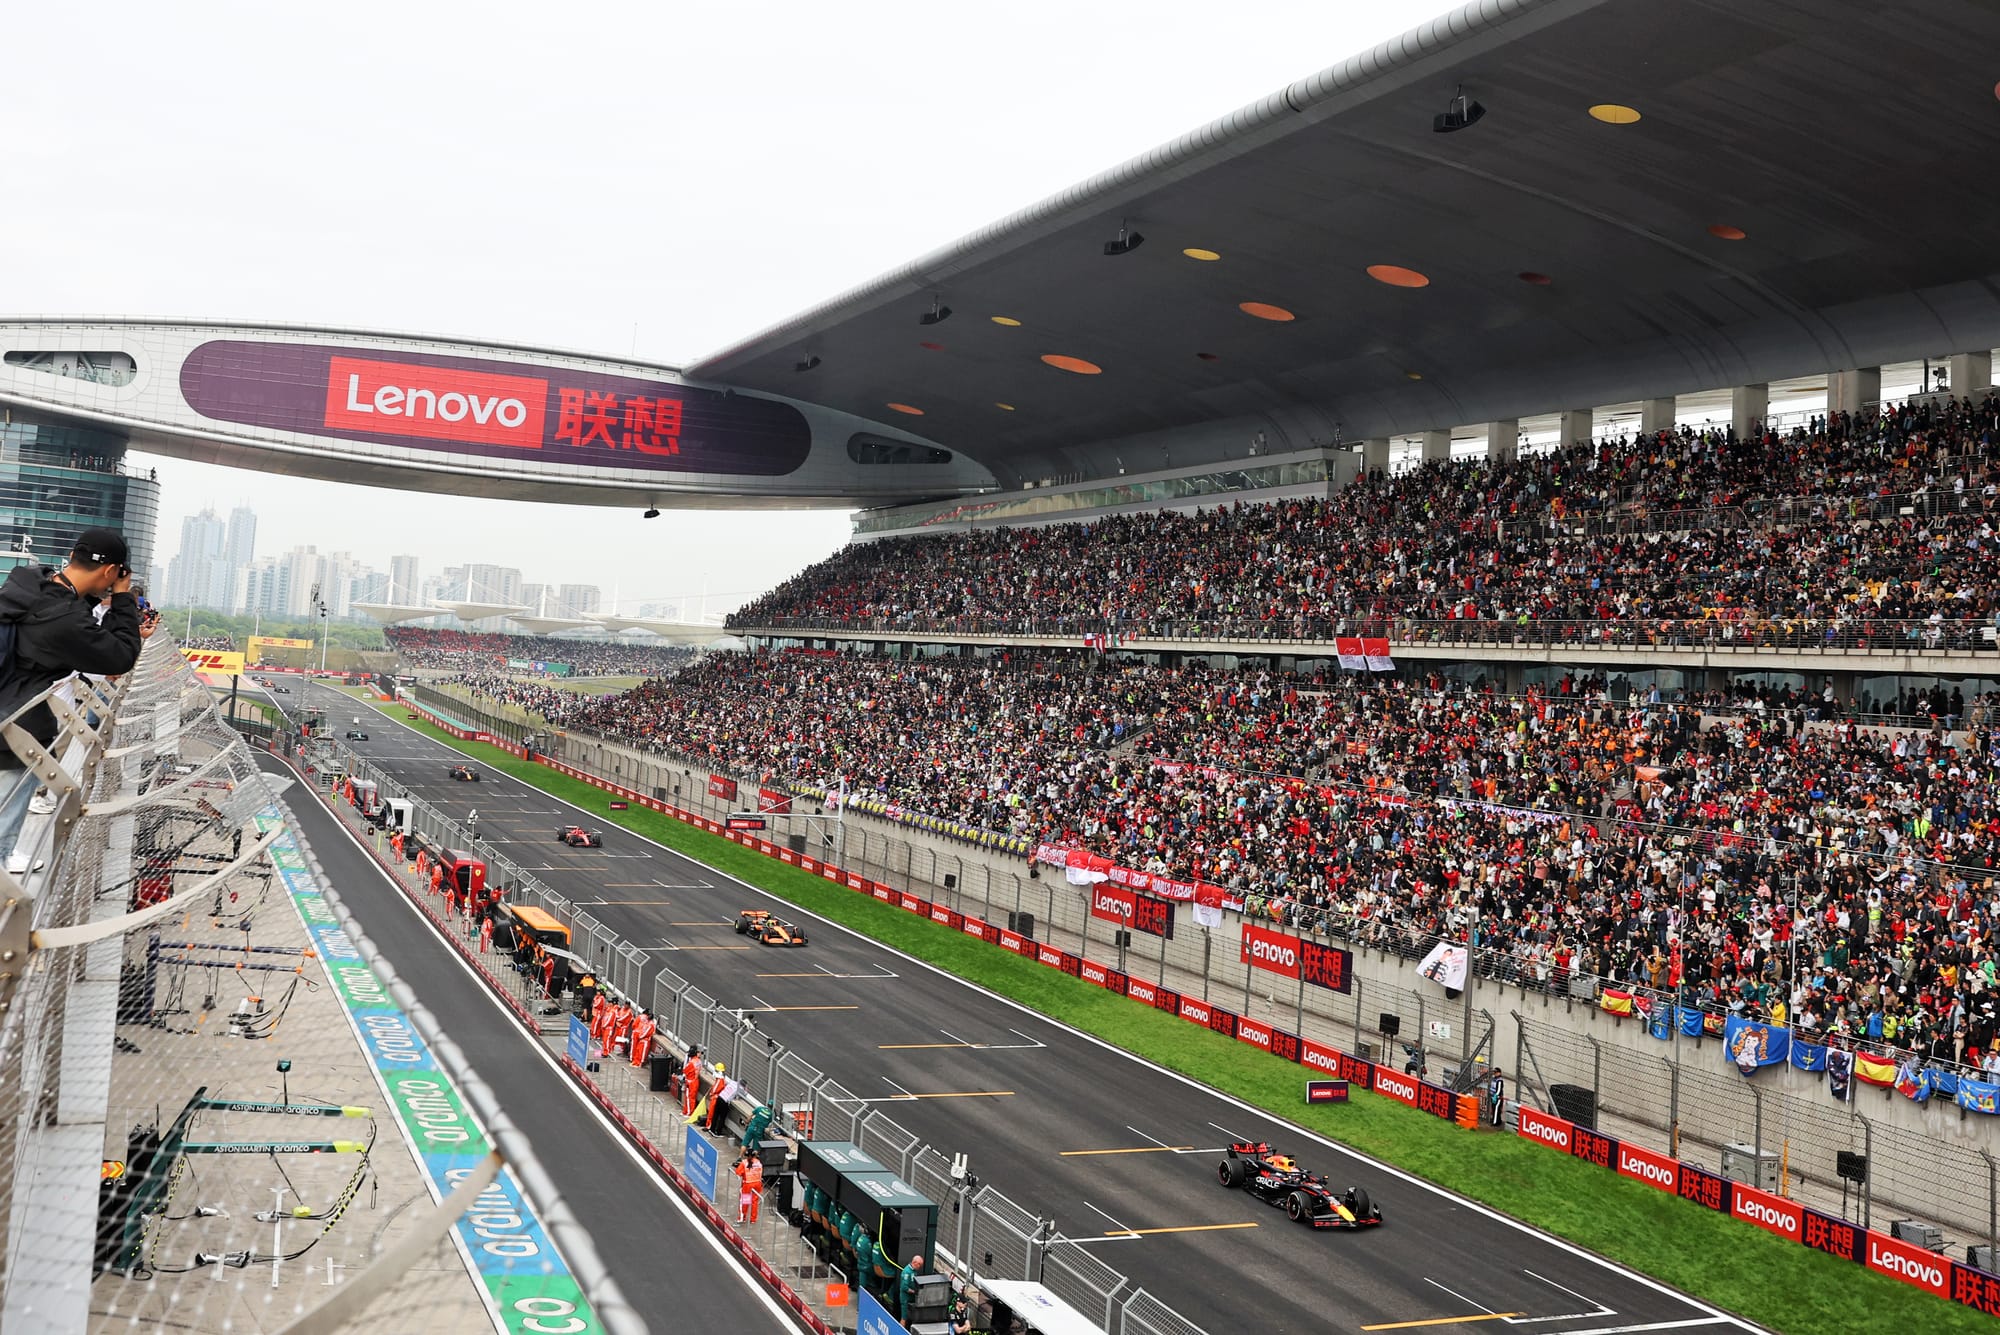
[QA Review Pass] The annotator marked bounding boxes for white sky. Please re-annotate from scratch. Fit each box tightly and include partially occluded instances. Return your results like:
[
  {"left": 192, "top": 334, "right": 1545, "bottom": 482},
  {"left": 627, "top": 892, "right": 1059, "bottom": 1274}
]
[{"left": 2, "top": 0, "right": 1451, "bottom": 612}]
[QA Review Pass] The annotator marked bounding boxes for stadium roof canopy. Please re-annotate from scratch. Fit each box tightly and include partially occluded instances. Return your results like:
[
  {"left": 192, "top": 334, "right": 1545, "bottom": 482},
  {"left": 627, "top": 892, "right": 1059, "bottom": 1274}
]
[
  {"left": 350, "top": 602, "right": 443, "bottom": 626},
  {"left": 691, "top": 0, "right": 2000, "bottom": 490},
  {"left": 433, "top": 600, "right": 530, "bottom": 623},
  {"left": 585, "top": 614, "right": 733, "bottom": 645},
  {"left": 508, "top": 616, "right": 597, "bottom": 635}
]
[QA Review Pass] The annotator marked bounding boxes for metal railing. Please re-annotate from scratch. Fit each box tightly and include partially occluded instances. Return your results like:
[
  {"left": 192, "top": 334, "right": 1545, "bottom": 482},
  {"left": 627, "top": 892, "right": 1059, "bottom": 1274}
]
[{"left": 0, "top": 642, "right": 645, "bottom": 1334}]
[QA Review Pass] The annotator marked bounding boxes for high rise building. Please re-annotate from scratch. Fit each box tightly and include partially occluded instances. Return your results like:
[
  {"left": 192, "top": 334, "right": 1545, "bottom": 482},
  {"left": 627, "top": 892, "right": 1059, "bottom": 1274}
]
[
  {"left": 165, "top": 508, "right": 230, "bottom": 610},
  {"left": 390, "top": 554, "right": 420, "bottom": 604},
  {"left": 557, "top": 584, "right": 602, "bottom": 617},
  {"left": 223, "top": 505, "right": 257, "bottom": 602},
  {"left": 521, "top": 583, "right": 549, "bottom": 616},
  {"left": 0, "top": 418, "right": 160, "bottom": 581}
]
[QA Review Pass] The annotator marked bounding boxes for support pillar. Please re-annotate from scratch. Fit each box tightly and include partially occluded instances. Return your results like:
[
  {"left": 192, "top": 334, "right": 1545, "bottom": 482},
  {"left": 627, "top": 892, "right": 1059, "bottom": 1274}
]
[
  {"left": 1420, "top": 430, "right": 1451, "bottom": 462},
  {"left": 1949, "top": 351, "right": 1993, "bottom": 400},
  {"left": 1828, "top": 367, "right": 1880, "bottom": 415},
  {"left": 1638, "top": 397, "right": 1676, "bottom": 436},
  {"left": 1730, "top": 383, "right": 1769, "bottom": 439},
  {"left": 1485, "top": 419, "right": 1519, "bottom": 462},
  {"left": 1558, "top": 409, "right": 1594, "bottom": 447},
  {"left": 1360, "top": 438, "right": 1390, "bottom": 475}
]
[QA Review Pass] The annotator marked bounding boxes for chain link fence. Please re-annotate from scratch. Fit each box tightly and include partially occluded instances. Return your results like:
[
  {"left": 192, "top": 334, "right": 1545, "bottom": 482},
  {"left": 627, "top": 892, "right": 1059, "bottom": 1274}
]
[{"left": 0, "top": 644, "right": 643, "bottom": 1334}]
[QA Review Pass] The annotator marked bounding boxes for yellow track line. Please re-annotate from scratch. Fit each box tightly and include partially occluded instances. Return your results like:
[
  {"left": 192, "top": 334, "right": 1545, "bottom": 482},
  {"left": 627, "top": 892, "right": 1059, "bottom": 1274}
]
[
  {"left": 1360, "top": 1315, "right": 1522, "bottom": 1331},
  {"left": 1102, "top": 1222, "right": 1258, "bottom": 1237}
]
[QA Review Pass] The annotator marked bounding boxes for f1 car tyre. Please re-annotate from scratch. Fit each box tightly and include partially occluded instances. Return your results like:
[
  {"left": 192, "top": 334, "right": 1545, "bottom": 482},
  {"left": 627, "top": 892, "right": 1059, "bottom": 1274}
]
[
  {"left": 1287, "top": 1191, "right": 1313, "bottom": 1223},
  {"left": 1351, "top": 1187, "right": 1373, "bottom": 1219},
  {"left": 1219, "top": 1158, "right": 1248, "bottom": 1188}
]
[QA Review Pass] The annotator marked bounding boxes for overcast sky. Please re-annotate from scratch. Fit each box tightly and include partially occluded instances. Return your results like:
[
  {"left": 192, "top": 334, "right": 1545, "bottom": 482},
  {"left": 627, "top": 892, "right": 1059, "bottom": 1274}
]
[{"left": 3, "top": 0, "right": 1450, "bottom": 613}]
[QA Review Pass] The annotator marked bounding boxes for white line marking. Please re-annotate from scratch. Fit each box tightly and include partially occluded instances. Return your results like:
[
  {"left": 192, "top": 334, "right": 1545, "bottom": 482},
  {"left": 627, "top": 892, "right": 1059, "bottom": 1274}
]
[
  {"left": 1082, "top": 1200, "right": 1135, "bottom": 1236},
  {"left": 1500, "top": 1270, "right": 1614, "bottom": 1324},
  {"left": 1425, "top": 1276, "right": 1493, "bottom": 1314},
  {"left": 1520, "top": 1322, "right": 1727, "bottom": 1335},
  {"left": 1126, "top": 1125, "right": 1172, "bottom": 1150},
  {"left": 266, "top": 756, "right": 799, "bottom": 1333},
  {"left": 350, "top": 700, "right": 1761, "bottom": 1333},
  {"left": 1207, "top": 1120, "right": 1251, "bottom": 1143}
]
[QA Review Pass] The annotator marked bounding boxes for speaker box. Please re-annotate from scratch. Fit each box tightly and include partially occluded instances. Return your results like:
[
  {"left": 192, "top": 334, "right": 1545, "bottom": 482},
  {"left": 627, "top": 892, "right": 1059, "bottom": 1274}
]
[
  {"left": 1378, "top": 1013, "right": 1401, "bottom": 1038},
  {"left": 943, "top": 873, "right": 957, "bottom": 890},
  {"left": 1836, "top": 1151, "right": 1869, "bottom": 1184}
]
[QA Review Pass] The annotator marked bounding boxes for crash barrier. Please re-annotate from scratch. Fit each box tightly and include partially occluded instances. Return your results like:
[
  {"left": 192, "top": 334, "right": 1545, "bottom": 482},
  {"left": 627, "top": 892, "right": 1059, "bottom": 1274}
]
[
  {"left": 414, "top": 687, "right": 2000, "bottom": 1252},
  {"left": 1511, "top": 1010, "right": 2000, "bottom": 1289},
  {"left": 1513, "top": 1103, "right": 2000, "bottom": 1318},
  {"left": 303, "top": 726, "right": 1222, "bottom": 1335},
  {"left": 1, "top": 641, "right": 643, "bottom": 1335}
]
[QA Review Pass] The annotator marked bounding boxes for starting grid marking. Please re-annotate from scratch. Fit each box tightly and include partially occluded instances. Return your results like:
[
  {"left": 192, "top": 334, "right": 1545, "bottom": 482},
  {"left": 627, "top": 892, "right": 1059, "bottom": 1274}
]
[{"left": 1353, "top": 1269, "right": 1661, "bottom": 1332}]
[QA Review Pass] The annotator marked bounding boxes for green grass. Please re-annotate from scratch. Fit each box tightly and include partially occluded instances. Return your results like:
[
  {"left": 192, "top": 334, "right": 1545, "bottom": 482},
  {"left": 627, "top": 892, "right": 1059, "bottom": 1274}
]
[{"left": 350, "top": 696, "right": 1982, "bottom": 1335}]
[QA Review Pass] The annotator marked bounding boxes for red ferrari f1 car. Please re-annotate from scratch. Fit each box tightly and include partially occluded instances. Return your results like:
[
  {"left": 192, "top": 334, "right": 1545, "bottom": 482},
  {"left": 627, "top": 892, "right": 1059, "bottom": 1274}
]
[
  {"left": 1217, "top": 1142, "right": 1381, "bottom": 1229},
  {"left": 554, "top": 825, "right": 604, "bottom": 848}
]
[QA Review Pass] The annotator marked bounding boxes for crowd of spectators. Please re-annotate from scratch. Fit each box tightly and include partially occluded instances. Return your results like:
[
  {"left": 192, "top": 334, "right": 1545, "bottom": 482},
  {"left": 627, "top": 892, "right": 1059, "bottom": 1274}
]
[
  {"left": 441, "top": 646, "right": 2000, "bottom": 1074},
  {"left": 387, "top": 626, "right": 695, "bottom": 677},
  {"left": 181, "top": 634, "right": 234, "bottom": 652},
  {"left": 733, "top": 393, "right": 2000, "bottom": 646}
]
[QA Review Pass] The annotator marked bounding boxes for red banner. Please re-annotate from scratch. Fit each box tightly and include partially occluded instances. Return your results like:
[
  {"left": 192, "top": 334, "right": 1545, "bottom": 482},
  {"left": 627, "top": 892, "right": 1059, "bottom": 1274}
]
[
  {"left": 1240, "top": 923, "right": 1301, "bottom": 979},
  {"left": 707, "top": 775, "right": 738, "bottom": 802},
  {"left": 1371, "top": 1066, "right": 1419, "bottom": 1107},
  {"left": 1866, "top": 1229, "right": 1950, "bottom": 1298},
  {"left": 1729, "top": 1183, "right": 1802, "bottom": 1241},
  {"left": 1615, "top": 1141, "right": 1679, "bottom": 1194},
  {"left": 757, "top": 787, "right": 792, "bottom": 814}
]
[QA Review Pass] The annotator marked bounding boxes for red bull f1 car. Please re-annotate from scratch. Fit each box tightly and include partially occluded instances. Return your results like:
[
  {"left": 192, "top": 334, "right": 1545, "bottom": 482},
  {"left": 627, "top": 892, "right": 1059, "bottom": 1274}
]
[
  {"left": 449, "top": 764, "right": 480, "bottom": 782},
  {"left": 554, "top": 825, "right": 604, "bottom": 848},
  {"left": 1217, "top": 1142, "right": 1381, "bottom": 1229},
  {"left": 735, "top": 909, "right": 808, "bottom": 946}
]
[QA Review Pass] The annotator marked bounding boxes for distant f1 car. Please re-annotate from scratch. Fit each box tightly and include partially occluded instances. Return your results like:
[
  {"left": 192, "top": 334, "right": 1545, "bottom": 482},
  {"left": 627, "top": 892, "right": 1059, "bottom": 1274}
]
[
  {"left": 1217, "top": 1142, "right": 1380, "bottom": 1229},
  {"left": 735, "top": 908, "right": 808, "bottom": 946},
  {"left": 554, "top": 825, "right": 604, "bottom": 847},
  {"left": 448, "top": 764, "right": 480, "bottom": 782},
  {"left": 344, "top": 730, "right": 368, "bottom": 741}
]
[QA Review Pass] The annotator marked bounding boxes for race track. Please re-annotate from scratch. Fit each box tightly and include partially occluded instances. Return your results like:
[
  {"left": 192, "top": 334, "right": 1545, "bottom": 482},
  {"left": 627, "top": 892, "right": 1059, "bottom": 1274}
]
[{"left": 290, "top": 682, "right": 1760, "bottom": 1335}]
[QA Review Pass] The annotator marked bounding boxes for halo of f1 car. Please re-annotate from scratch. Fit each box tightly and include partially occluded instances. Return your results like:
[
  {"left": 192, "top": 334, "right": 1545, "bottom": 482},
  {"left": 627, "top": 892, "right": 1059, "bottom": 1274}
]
[
  {"left": 1216, "top": 1142, "right": 1382, "bottom": 1229},
  {"left": 448, "top": 764, "right": 481, "bottom": 782},
  {"left": 554, "top": 825, "right": 604, "bottom": 847},
  {"left": 734, "top": 908, "right": 807, "bottom": 946}
]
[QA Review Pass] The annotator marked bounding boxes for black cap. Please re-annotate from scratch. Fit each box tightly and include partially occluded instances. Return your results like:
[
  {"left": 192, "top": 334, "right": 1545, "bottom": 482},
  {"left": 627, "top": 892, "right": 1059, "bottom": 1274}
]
[{"left": 70, "top": 527, "right": 129, "bottom": 568}]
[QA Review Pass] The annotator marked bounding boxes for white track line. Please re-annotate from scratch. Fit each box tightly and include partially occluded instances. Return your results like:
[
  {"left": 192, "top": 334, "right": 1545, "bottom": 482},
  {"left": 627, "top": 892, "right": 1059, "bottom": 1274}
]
[
  {"left": 272, "top": 757, "right": 802, "bottom": 1334},
  {"left": 358, "top": 700, "right": 1766, "bottom": 1334}
]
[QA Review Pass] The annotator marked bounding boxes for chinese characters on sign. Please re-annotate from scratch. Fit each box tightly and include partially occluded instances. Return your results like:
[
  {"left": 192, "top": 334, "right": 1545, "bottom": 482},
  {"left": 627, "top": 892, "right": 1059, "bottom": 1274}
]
[{"left": 555, "top": 388, "right": 683, "bottom": 456}]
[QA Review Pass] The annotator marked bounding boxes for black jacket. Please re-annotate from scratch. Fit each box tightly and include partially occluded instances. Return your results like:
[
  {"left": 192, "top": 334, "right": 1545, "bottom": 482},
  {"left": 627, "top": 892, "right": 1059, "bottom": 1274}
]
[{"left": 0, "top": 565, "right": 142, "bottom": 759}]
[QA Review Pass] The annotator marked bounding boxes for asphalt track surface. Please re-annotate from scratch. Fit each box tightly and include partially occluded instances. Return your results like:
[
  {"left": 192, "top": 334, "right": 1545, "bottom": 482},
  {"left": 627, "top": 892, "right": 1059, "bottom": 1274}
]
[
  {"left": 294, "top": 683, "right": 1759, "bottom": 1335},
  {"left": 256, "top": 748, "right": 802, "bottom": 1334}
]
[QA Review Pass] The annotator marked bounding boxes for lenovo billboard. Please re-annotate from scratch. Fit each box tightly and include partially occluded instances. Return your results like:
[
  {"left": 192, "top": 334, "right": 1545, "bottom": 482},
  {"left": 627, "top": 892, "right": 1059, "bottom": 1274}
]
[{"left": 181, "top": 341, "right": 812, "bottom": 476}]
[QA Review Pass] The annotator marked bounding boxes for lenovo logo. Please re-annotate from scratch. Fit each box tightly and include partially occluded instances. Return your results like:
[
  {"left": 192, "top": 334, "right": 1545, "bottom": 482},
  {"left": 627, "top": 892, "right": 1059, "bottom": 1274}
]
[
  {"left": 1867, "top": 1236, "right": 1947, "bottom": 1293},
  {"left": 1127, "top": 981, "right": 1156, "bottom": 1004},
  {"left": 325, "top": 356, "right": 545, "bottom": 448},
  {"left": 1180, "top": 1000, "right": 1211, "bottom": 1024},
  {"left": 1082, "top": 962, "right": 1107, "bottom": 984},
  {"left": 1237, "top": 1021, "right": 1270, "bottom": 1047},
  {"left": 1093, "top": 889, "right": 1135, "bottom": 920},
  {"left": 1518, "top": 1107, "right": 1571, "bottom": 1151},
  {"left": 1248, "top": 938, "right": 1297, "bottom": 968},
  {"left": 1618, "top": 1146, "right": 1675, "bottom": 1188},
  {"left": 1301, "top": 1045, "right": 1339, "bottom": 1073},
  {"left": 1374, "top": 1071, "right": 1416, "bottom": 1101},
  {"left": 1735, "top": 1194, "right": 1800, "bottom": 1236}
]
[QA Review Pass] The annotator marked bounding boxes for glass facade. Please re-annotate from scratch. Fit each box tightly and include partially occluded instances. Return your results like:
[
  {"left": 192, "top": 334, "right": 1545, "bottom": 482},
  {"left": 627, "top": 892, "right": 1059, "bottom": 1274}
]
[
  {"left": 853, "top": 457, "right": 1337, "bottom": 536},
  {"left": 0, "top": 417, "right": 160, "bottom": 579}
]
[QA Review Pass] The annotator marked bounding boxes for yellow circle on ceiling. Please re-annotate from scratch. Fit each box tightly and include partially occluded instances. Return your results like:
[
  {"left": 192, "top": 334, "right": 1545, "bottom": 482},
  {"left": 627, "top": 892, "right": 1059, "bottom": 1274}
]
[
  {"left": 995, "top": 402, "right": 1016, "bottom": 411},
  {"left": 1238, "top": 301, "right": 1296, "bottom": 322},
  {"left": 1405, "top": 371, "right": 1424, "bottom": 381},
  {"left": 1041, "top": 354, "right": 1103, "bottom": 375},
  {"left": 990, "top": 316, "right": 1022, "bottom": 327},
  {"left": 1366, "top": 265, "right": 1430, "bottom": 288},
  {"left": 1708, "top": 223, "right": 1747, "bottom": 240},
  {"left": 885, "top": 402, "right": 925, "bottom": 416},
  {"left": 1182, "top": 248, "right": 1221, "bottom": 261},
  {"left": 1589, "top": 103, "right": 1641, "bottom": 124}
]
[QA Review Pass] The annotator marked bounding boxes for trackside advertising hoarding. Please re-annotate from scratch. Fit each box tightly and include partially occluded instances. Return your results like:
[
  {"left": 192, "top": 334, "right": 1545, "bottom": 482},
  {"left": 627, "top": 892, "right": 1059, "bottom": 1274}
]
[
  {"left": 1516, "top": 1104, "right": 1992, "bottom": 1311},
  {"left": 1087, "top": 883, "right": 1174, "bottom": 937}
]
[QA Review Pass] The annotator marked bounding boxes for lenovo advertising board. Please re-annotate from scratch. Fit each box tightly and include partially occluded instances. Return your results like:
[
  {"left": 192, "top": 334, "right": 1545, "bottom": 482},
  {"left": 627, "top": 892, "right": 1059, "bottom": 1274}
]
[{"left": 181, "top": 341, "right": 813, "bottom": 476}]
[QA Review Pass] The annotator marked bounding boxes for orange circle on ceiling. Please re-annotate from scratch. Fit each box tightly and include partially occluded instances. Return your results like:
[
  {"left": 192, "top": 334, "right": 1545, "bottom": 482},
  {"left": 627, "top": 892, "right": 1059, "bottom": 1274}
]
[
  {"left": 1588, "top": 103, "right": 1641, "bottom": 124},
  {"left": 990, "top": 316, "right": 1022, "bottom": 327},
  {"left": 1182, "top": 247, "right": 1222, "bottom": 261},
  {"left": 1366, "top": 265, "right": 1429, "bottom": 288},
  {"left": 885, "top": 402, "right": 925, "bottom": 415},
  {"left": 1518, "top": 271, "right": 1553, "bottom": 285},
  {"left": 1708, "top": 223, "right": 1747, "bottom": 240},
  {"left": 1040, "top": 354, "right": 1103, "bottom": 375},
  {"left": 1238, "top": 301, "right": 1296, "bottom": 321},
  {"left": 1405, "top": 371, "right": 1424, "bottom": 380}
]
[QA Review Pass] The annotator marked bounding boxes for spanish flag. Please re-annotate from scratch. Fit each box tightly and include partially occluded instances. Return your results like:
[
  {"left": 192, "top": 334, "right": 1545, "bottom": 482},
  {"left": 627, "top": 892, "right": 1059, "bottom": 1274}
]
[
  {"left": 1599, "top": 989, "right": 1636, "bottom": 1017},
  {"left": 1855, "top": 1053, "right": 1899, "bottom": 1087}
]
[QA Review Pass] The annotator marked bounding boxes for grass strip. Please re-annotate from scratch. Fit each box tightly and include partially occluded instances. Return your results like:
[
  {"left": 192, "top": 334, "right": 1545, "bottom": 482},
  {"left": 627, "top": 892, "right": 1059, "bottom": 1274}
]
[{"left": 352, "top": 696, "right": 1980, "bottom": 1335}]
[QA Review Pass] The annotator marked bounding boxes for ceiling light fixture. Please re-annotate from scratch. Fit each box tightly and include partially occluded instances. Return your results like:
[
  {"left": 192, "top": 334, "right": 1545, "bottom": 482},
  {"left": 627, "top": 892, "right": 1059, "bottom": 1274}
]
[
  {"left": 1103, "top": 222, "right": 1146, "bottom": 257},
  {"left": 1433, "top": 84, "right": 1486, "bottom": 134},
  {"left": 919, "top": 296, "right": 953, "bottom": 326}
]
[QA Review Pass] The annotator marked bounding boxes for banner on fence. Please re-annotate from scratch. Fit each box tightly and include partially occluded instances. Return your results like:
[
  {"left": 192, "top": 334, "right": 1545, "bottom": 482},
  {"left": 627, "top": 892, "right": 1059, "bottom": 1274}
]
[{"left": 1723, "top": 1016, "right": 1789, "bottom": 1074}]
